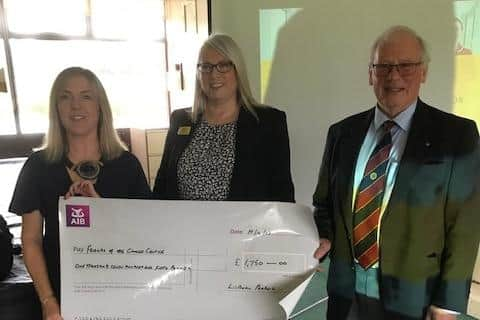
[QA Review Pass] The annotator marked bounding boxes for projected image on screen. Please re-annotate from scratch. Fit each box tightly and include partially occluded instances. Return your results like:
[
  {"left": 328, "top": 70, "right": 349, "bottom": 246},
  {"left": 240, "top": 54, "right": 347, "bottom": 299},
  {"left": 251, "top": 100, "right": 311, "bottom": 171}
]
[
  {"left": 454, "top": 0, "right": 480, "bottom": 125},
  {"left": 260, "top": 8, "right": 301, "bottom": 102}
]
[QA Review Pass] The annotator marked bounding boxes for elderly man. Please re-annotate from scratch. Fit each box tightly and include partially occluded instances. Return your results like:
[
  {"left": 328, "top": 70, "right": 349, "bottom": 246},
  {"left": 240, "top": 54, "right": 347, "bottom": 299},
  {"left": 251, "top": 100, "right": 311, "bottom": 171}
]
[{"left": 313, "top": 25, "right": 480, "bottom": 320}]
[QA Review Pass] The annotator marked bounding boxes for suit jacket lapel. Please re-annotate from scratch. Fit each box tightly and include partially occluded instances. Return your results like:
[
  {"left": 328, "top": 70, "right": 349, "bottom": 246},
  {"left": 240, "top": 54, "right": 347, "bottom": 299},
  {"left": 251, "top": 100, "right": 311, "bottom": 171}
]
[
  {"left": 337, "top": 109, "right": 374, "bottom": 240},
  {"left": 168, "top": 114, "right": 195, "bottom": 198},
  {"left": 229, "top": 107, "right": 256, "bottom": 199},
  {"left": 384, "top": 100, "right": 434, "bottom": 219}
]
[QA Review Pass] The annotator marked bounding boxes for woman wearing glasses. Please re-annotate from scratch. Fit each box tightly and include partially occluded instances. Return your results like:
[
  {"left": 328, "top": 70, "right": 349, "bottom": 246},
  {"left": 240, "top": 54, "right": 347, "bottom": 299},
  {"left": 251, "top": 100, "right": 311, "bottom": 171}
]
[
  {"left": 9, "top": 67, "right": 151, "bottom": 320},
  {"left": 153, "top": 34, "right": 294, "bottom": 202}
]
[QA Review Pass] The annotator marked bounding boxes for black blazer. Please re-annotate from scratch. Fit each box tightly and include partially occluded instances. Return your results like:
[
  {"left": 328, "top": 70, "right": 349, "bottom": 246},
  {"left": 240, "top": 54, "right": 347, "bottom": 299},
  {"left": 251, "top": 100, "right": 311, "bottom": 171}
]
[
  {"left": 153, "top": 106, "right": 294, "bottom": 202},
  {"left": 313, "top": 99, "right": 480, "bottom": 319}
]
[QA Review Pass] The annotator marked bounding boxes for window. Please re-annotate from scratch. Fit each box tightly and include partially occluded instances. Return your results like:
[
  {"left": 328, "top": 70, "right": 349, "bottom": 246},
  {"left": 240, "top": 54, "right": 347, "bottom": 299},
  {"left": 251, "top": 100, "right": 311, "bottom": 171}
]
[
  {"left": 0, "top": 43, "right": 16, "bottom": 135},
  {"left": 1, "top": 0, "right": 169, "bottom": 134}
]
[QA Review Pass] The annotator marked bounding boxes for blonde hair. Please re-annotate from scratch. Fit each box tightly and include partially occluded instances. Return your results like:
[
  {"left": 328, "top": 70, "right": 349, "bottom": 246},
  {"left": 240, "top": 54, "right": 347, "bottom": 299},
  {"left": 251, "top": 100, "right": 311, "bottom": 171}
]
[
  {"left": 192, "top": 34, "right": 262, "bottom": 121},
  {"left": 369, "top": 25, "right": 431, "bottom": 65},
  {"left": 42, "top": 67, "right": 126, "bottom": 162}
]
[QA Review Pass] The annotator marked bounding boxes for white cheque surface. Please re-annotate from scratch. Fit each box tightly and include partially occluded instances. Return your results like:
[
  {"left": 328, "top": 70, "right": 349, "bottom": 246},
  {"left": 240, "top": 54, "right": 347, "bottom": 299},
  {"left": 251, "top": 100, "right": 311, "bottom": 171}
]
[{"left": 59, "top": 198, "right": 319, "bottom": 320}]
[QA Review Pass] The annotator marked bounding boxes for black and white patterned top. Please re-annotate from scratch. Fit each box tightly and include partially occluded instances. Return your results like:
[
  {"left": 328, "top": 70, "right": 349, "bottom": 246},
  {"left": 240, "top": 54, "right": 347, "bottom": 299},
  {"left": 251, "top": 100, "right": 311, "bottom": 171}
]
[{"left": 177, "top": 120, "right": 237, "bottom": 200}]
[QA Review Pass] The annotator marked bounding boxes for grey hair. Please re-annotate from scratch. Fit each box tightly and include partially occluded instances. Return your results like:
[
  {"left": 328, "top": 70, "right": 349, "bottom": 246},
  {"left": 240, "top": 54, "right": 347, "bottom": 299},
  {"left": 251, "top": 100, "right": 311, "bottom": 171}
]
[
  {"left": 369, "top": 25, "right": 430, "bottom": 65},
  {"left": 192, "top": 34, "right": 262, "bottom": 121},
  {"left": 42, "top": 67, "right": 126, "bottom": 162}
]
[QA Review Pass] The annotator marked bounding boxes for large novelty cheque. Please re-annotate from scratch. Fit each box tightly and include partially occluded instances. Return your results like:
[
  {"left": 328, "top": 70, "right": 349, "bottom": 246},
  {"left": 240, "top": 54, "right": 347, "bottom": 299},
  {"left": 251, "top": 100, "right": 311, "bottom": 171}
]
[{"left": 59, "top": 198, "right": 319, "bottom": 320}]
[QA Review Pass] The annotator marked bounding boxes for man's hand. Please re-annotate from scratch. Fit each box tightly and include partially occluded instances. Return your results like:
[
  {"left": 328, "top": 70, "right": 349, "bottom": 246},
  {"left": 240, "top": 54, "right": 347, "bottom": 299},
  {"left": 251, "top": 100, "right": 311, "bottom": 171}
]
[
  {"left": 313, "top": 238, "right": 331, "bottom": 260},
  {"left": 425, "top": 306, "right": 458, "bottom": 320}
]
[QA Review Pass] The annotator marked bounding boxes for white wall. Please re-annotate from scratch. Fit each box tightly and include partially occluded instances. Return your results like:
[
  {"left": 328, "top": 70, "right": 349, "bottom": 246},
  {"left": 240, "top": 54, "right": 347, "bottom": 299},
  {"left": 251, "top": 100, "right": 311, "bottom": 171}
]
[{"left": 211, "top": 0, "right": 455, "bottom": 206}]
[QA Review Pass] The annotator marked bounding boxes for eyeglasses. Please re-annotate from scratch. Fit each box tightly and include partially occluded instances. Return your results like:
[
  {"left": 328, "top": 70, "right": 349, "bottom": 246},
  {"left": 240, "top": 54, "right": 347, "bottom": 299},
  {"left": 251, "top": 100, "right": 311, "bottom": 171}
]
[
  {"left": 370, "top": 62, "right": 423, "bottom": 77},
  {"left": 197, "top": 61, "right": 234, "bottom": 73}
]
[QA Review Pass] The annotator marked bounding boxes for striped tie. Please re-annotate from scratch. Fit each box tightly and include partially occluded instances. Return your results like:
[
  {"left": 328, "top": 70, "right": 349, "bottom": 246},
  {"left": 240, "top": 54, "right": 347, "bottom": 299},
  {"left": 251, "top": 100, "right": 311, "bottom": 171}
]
[{"left": 353, "top": 120, "right": 395, "bottom": 269}]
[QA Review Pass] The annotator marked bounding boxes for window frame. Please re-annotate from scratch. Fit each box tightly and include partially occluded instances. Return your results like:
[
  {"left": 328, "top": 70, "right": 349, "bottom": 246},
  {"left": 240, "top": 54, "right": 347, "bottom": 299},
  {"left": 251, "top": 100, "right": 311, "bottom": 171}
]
[{"left": 0, "top": 0, "right": 167, "bottom": 157}]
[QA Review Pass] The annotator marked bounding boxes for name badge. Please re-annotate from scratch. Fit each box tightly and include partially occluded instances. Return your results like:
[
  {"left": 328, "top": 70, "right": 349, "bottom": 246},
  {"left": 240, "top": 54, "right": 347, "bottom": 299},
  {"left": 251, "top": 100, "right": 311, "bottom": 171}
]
[{"left": 177, "top": 126, "right": 191, "bottom": 135}]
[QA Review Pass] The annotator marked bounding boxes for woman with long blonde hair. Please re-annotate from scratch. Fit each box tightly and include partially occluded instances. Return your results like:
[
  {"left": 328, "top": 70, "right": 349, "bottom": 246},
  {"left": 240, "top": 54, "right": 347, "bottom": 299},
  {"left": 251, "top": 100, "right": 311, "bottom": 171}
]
[
  {"left": 9, "top": 67, "right": 150, "bottom": 319},
  {"left": 153, "top": 34, "right": 294, "bottom": 202}
]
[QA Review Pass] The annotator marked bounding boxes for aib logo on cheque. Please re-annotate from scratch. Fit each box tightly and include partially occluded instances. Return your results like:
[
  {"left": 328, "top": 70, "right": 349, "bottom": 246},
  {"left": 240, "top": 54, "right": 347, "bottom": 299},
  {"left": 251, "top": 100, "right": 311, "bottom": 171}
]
[{"left": 66, "top": 205, "right": 90, "bottom": 227}]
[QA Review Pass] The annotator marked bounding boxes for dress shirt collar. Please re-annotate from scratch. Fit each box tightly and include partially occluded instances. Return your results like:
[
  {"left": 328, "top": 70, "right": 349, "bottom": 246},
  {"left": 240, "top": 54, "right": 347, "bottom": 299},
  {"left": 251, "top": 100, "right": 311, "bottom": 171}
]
[{"left": 374, "top": 99, "right": 417, "bottom": 133}]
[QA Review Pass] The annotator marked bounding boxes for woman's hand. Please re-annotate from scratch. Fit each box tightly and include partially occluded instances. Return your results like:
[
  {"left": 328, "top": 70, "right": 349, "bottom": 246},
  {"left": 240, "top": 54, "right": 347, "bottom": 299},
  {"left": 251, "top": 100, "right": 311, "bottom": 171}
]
[
  {"left": 65, "top": 180, "right": 100, "bottom": 199},
  {"left": 42, "top": 297, "right": 63, "bottom": 320}
]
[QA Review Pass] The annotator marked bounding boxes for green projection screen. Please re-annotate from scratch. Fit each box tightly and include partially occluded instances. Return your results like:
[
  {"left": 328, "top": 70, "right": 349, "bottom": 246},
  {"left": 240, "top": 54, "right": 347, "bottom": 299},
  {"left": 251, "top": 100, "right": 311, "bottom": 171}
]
[
  {"left": 453, "top": 0, "right": 480, "bottom": 123},
  {"left": 211, "top": 0, "right": 479, "bottom": 206}
]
